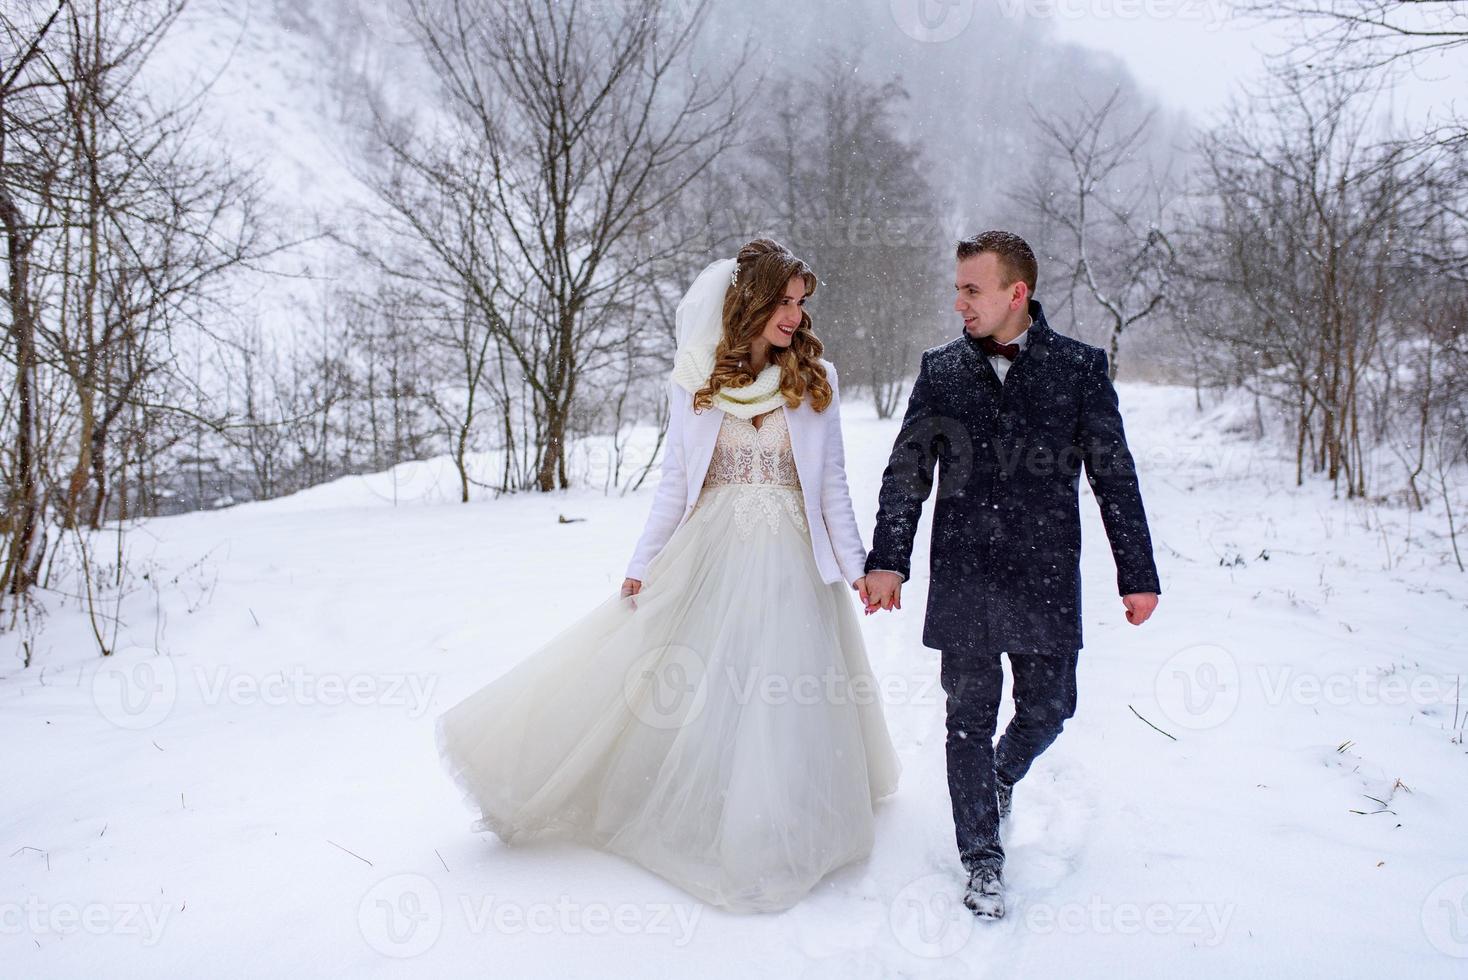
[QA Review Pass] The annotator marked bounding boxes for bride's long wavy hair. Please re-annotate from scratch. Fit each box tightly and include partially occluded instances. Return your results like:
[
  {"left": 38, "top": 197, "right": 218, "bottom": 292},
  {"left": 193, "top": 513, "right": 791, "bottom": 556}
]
[{"left": 693, "top": 238, "right": 834, "bottom": 414}]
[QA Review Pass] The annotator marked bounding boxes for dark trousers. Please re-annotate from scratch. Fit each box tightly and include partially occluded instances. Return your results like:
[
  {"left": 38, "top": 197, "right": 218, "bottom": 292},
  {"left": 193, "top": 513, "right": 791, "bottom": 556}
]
[{"left": 940, "top": 646, "right": 1080, "bottom": 873}]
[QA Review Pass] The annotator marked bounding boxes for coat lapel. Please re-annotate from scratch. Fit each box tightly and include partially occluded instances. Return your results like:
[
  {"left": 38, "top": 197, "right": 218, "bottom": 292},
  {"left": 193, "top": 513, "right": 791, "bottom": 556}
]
[
  {"left": 1007, "top": 299, "right": 1054, "bottom": 387},
  {"left": 955, "top": 330, "right": 999, "bottom": 391},
  {"left": 953, "top": 298, "right": 1056, "bottom": 399}
]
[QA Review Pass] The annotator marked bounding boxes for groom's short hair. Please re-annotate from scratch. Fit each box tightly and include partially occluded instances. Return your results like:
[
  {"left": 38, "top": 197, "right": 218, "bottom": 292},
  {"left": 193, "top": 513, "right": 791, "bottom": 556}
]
[{"left": 956, "top": 231, "right": 1037, "bottom": 296}]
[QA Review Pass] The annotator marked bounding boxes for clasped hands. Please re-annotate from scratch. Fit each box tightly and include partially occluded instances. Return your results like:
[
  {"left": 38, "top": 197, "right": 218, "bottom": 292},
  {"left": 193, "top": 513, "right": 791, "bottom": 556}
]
[
  {"left": 857, "top": 571, "right": 903, "bottom": 616},
  {"left": 858, "top": 571, "right": 1158, "bottom": 626},
  {"left": 632, "top": 572, "right": 1157, "bottom": 626}
]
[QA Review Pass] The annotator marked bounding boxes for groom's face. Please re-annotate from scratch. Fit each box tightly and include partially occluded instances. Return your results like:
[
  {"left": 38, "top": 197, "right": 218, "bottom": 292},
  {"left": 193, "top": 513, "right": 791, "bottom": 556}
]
[{"left": 955, "top": 252, "right": 1026, "bottom": 339}]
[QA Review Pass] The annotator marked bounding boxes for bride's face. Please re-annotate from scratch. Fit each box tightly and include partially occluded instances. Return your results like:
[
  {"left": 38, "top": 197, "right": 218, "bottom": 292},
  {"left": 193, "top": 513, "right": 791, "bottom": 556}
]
[{"left": 760, "top": 276, "right": 807, "bottom": 349}]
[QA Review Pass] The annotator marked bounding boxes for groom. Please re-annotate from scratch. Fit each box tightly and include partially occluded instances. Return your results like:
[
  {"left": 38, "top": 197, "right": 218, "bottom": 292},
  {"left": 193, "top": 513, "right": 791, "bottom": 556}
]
[{"left": 862, "top": 231, "right": 1161, "bottom": 919}]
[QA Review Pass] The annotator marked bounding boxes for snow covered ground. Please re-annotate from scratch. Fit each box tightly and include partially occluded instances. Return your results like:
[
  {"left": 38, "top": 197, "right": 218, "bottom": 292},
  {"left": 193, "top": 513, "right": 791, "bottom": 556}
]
[{"left": 3, "top": 381, "right": 1466, "bottom": 978}]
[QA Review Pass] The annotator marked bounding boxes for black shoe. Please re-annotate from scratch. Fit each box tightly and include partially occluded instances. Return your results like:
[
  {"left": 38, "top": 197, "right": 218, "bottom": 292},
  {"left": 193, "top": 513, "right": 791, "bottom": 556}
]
[
  {"left": 963, "top": 865, "right": 1005, "bottom": 919},
  {"left": 996, "top": 777, "right": 1014, "bottom": 822}
]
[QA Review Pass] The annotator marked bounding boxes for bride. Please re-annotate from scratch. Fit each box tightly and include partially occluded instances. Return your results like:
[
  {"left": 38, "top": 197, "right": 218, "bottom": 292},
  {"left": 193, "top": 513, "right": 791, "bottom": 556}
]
[{"left": 435, "top": 238, "right": 901, "bottom": 913}]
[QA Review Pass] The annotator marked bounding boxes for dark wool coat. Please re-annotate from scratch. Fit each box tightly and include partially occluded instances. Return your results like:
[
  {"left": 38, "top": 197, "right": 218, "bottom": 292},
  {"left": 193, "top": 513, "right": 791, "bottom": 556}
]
[{"left": 865, "top": 299, "right": 1162, "bottom": 654}]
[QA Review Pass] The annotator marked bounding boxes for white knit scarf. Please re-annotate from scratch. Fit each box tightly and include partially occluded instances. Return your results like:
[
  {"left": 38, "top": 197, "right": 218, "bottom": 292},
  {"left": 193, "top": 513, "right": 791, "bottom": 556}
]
[
  {"left": 668, "top": 258, "right": 789, "bottom": 419},
  {"left": 670, "top": 345, "right": 788, "bottom": 419}
]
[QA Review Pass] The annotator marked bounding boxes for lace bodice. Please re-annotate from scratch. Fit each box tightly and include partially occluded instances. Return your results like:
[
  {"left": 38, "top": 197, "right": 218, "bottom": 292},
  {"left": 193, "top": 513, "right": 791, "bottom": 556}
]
[
  {"left": 697, "top": 408, "right": 806, "bottom": 538},
  {"left": 702, "top": 408, "right": 802, "bottom": 489}
]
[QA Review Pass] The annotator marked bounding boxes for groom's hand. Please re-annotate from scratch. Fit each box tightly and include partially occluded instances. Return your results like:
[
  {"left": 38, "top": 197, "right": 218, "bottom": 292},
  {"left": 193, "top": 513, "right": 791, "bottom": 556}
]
[
  {"left": 1123, "top": 592, "right": 1158, "bottom": 625},
  {"left": 864, "top": 570, "right": 904, "bottom": 614}
]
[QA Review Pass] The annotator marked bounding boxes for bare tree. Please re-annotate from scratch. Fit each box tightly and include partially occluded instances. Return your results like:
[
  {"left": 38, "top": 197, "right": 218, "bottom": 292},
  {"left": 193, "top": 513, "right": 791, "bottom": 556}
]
[
  {"left": 1184, "top": 69, "right": 1444, "bottom": 497},
  {"left": 1235, "top": 0, "right": 1468, "bottom": 145},
  {"left": 0, "top": 1, "right": 69, "bottom": 604},
  {"left": 1026, "top": 87, "right": 1177, "bottom": 380},
  {"left": 745, "top": 53, "right": 945, "bottom": 417},
  {"left": 345, "top": 282, "right": 436, "bottom": 478},
  {"left": 3, "top": 0, "right": 279, "bottom": 635},
  {"left": 1237, "top": 0, "right": 1468, "bottom": 75},
  {"left": 352, "top": 0, "right": 746, "bottom": 494},
  {"left": 418, "top": 289, "right": 498, "bottom": 503}
]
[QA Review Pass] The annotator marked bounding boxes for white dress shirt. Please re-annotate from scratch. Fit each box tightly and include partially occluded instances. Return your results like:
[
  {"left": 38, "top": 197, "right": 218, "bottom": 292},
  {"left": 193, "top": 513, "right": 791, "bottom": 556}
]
[{"left": 987, "top": 317, "right": 1032, "bottom": 384}]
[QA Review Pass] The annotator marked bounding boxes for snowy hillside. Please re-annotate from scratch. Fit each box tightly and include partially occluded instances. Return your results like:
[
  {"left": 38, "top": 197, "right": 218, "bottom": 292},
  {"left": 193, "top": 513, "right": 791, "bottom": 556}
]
[
  {"left": 3, "top": 381, "right": 1466, "bottom": 978},
  {"left": 131, "top": 0, "right": 446, "bottom": 346}
]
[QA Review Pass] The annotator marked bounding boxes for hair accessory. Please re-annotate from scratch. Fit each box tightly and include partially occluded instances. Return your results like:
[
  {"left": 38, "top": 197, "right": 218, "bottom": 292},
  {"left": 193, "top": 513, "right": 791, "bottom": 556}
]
[{"left": 667, "top": 257, "right": 786, "bottom": 418}]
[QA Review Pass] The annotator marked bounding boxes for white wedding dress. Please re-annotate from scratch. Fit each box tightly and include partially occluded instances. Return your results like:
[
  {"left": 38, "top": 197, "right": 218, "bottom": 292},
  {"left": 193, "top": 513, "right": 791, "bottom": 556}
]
[{"left": 435, "top": 405, "right": 902, "bottom": 912}]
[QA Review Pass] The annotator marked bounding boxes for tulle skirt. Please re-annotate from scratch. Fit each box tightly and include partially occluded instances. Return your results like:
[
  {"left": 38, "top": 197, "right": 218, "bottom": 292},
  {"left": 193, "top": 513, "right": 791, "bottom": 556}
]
[{"left": 434, "top": 481, "right": 902, "bottom": 913}]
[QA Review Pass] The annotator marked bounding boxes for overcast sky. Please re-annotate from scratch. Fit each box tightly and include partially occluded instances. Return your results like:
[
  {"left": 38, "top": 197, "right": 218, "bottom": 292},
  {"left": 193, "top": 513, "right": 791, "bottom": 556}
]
[{"left": 1037, "top": 1, "right": 1467, "bottom": 126}]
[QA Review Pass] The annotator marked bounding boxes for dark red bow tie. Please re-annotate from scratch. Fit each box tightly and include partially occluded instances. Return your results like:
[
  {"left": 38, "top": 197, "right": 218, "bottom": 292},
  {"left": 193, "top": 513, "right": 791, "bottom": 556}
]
[{"left": 977, "top": 335, "right": 1021, "bottom": 361}]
